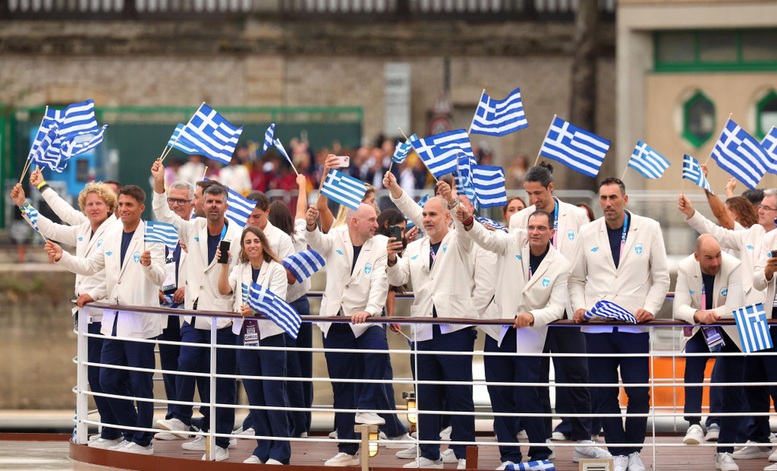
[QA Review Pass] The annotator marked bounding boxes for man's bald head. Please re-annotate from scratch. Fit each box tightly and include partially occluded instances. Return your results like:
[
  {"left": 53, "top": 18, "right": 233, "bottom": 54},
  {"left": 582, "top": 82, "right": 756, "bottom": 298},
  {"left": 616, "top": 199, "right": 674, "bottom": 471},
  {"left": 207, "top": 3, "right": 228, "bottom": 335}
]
[
  {"left": 422, "top": 196, "right": 450, "bottom": 243},
  {"left": 695, "top": 234, "right": 723, "bottom": 276},
  {"left": 348, "top": 203, "right": 379, "bottom": 243}
]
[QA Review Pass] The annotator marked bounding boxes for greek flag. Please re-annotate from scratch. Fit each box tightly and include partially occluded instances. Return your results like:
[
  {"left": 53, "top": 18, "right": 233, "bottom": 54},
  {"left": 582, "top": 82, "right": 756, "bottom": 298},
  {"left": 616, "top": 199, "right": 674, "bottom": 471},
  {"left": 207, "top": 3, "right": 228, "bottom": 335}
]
[
  {"left": 61, "top": 125, "right": 108, "bottom": 159},
  {"left": 247, "top": 282, "right": 301, "bottom": 339},
  {"left": 456, "top": 153, "right": 478, "bottom": 208},
  {"left": 321, "top": 169, "right": 367, "bottom": 211},
  {"left": 682, "top": 154, "right": 713, "bottom": 194},
  {"left": 472, "top": 164, "right": 508, "bottom": 208},
  {"left": 20, "top": 203, "right": 40, "bottom": 232},
  {"left": 29, "top": 124, "right": 62, "bottom": 172},
  {"left": 393, "top": 133, "right": 418, "bottom": 164},
  {"left": 144, "top": 221, "right": 179, "bottom": 251},
  {"left": 507, "top": 460, "right": 555, "bottom": 471},
  {"left": 475, "top": 216, "right": 508, "bottom": 233},
  {"left": 47, "top": 100, "right": 101, "bottom": 137},
  {"left": 167, "top": 123, "right": 201, "bottom": 154},
  {"left": 179, "top": 103, "right": 243, "bottom": 165},
  {"left": 584, "top": 300, "right": 637, "bottom": 324},
  {"left": 732, "top": 303, "right": 773, "bottom": 354},
  {"left": 273, "top": 138, "right": 295, "bottom": 169},
  {"left": 226, "top": 187, "right": 256, "bottom": 228},
  {"left": 283, "top": 249, "right": 327, "bottom": 283},
  {"left": 711, "top": 118, "right": 771, "bottom": 189},
  {"left": 627, "top": 141, "right": 671, "bottom": 179},
  {"left": 411, "top": 129, "right": 474, "bottom": 179},
  {"left": 538, "top": 116, "right": 610, "bottom": 178},
  {"left": 263, "top": 123, "right": 275, "bottom": 154},
  {"left": 469, "top": 87, "right": 528, "bottom": 137},
  {"left": 762, "top": 126, "right": 777, "bottom": 159}
]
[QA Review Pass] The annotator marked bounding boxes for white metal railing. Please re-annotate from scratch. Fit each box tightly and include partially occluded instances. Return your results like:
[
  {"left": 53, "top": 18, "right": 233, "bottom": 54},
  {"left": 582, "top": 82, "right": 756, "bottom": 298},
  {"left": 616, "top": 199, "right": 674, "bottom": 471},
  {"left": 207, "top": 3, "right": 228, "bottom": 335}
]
[{"left": 71, "top": 300, "right": 777, "bottom": 467}]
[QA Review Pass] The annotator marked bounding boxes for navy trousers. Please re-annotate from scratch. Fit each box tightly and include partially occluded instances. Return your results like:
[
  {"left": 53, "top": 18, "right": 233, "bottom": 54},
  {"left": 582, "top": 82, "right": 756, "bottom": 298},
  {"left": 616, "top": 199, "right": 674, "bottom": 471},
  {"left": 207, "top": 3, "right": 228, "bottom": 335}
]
[
  {"left": 416, "top": 326, "right": 476, "bottom": 461},
  {"left": 743, "top": 327, "right": 777, "bottom": 445},
  {"left": 485, "top": 330, "right": 552, "bottom": 463},
  {"left": 85, "top": 320, "right": 121, "bottom": 440},
  {"left": 683, "top": 329, "right": 723, "bottom": 426},
  {"left": 586, "top": 331, "right": 650, "bottom": 457},
  {"left": 158, "top": 315, "right": 182, "bottom": 419},
  {"left": 712, "top": 334, "right": 746, "bottom": 454},
  {"left": 170, "top": 322, "right": 237, "bottom": 449},
  {"left": 324, "top": 324, "right": 389, "bottom": 455},
  {"left": 286, "top": 296, "right": 313, "bottom": 437}
]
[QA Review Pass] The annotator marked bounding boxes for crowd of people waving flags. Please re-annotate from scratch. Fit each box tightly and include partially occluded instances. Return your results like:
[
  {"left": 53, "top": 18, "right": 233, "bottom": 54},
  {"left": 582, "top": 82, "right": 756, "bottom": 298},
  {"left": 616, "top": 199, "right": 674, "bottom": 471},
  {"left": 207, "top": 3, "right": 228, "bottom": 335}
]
[{"left": 9, "top": 90, "right": 777, "bottom": 471}]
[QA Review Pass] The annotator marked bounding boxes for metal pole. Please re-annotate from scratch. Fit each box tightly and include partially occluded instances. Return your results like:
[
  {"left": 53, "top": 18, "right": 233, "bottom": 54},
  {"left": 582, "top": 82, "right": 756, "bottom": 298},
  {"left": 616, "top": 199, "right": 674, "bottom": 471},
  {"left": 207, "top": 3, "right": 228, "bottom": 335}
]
[
  {"left": 207, "top": 317, "right": 218, "bottom": 460},
  {"left": 74, "top": 311, "right": 90, "bottom": 444}
]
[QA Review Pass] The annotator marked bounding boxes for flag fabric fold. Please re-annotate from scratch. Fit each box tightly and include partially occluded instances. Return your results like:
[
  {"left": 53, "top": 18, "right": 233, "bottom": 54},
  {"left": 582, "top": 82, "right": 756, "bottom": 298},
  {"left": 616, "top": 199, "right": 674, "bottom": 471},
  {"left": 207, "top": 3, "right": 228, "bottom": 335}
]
[
  {"left": 263, "top": 123, "right": 276, "bottom": 154},
  {"left": 19, "top": 203, "right": 40, "bottom": 232},
  {"left": 584, "top": 300, "right": 637, "bottom": 324},
  {"left": 178, "top": 103, "right": 243, "bottom": 165},
  {"left": 167, "top": 123, "right": 201, "bottom": 155},
  {"left": 321, "top": 169, "right": 367, "bottom": 211},
  {"left": 762, "top": 126, "right": 777, "bottom": 160},
  {"left": 471, "top": 164, "right": 508, "bottom": 208},
  {"left": 247, "top": 282, "right": 302, "bottom": 339},
  {"left": 711, "top": 118, "right": 771, "bottom": 189},
  {"left": 144, "top": 221, "right": 179, "bottom": 251},
  {"left": 732, "top": 303, "right": 773, "bottom": 354},
  {"left": 682, "top": 154, "right": 713, "bottom": 194},
  {"left": 411, "top": 129, "right": 474, "bottom": 179},
  {"left": 273, "top": 138, "right": 295, "bottom": 169},
  {"left": 393, "top": 133, "right": 418, "bottom": 164},
  {"left": 456, "top": 153, "right": 478, "bottom": 209},
  {"left": 475, "top": 216, "right": 508, "bottom": 233},
  {"left": 627, "top": 141, "right": 671, "bottom": 179},
  {"left": 282, "top": 249, "right": 327, "bottom": 283},
  {"left": 469, "top": 87, "right": 529, "bottom": 137},
  {"left": 225, "top": 187, "right": 256, "bottom": 228},
  {"left": 538, "top": 116, "right": 610, "bottom": 178}
]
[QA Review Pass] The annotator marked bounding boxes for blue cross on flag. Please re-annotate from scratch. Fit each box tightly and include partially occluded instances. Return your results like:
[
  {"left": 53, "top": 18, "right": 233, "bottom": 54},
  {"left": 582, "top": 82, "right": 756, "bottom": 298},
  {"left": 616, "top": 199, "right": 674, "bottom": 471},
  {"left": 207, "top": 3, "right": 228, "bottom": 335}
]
[
  {"left": 178, "top": 103, "right": 243, "bottom": 165},
  {"left": 538, "top": 116, "right": 610, "bottom": 178},
  {"left": 733, "top": 303, "right": 773, "bottom": 354}
]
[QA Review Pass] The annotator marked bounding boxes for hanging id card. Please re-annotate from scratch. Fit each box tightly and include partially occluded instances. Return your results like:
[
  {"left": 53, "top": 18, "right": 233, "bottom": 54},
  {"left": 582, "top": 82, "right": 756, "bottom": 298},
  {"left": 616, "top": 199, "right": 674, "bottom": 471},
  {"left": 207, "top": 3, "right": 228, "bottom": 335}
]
[
  {"left": 701, "top": 326, "right": 725, "bottom": 351},
  {"left": 243, "top": 319, "right": 259, "bottom": 346}
]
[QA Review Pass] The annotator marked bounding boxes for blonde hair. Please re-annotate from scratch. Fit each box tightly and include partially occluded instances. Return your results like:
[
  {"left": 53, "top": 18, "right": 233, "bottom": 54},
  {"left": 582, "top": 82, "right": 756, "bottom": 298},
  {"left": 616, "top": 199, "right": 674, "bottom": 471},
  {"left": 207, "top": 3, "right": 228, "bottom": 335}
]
[{"left": 77, "top": 182, "right": 118, "bottom": 215}]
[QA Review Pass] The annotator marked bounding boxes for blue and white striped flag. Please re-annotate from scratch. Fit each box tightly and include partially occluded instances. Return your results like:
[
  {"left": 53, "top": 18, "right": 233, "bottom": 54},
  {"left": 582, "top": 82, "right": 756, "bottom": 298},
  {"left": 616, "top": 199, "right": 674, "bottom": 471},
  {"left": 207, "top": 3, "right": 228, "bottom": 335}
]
[
  {"left": 584, "top": 299, "right": 637, "bottom": 324},
  {"left": 628, "top": 140, "right": 670, "bottom": 179},
  {"left": 471, "top": 164, "right": 508, "bottom": 208},
  {"left": 469, "top": 87, "right": 528, "bottom": 137},
  {"left": 226, "top": 187, "right": 256, "bottom": 228},
  {"left": 509, "top": 460, "right": 555, "bottom": 471},
  {"left": 538, "top": 116, "right": 610, "bottom": 178},
  {"left": 411, "top": 129, "right": 474, "bottom": 179},
  {"left": 47, "top": 100, "right": 101, "bottom": 137},
  {"left": 456, "top": 153, "right": 478, "bottom": 208},
  {"left": 711, "top": 119, "right": 771, "bottom": 189},
  {"left": 732, "top": 303, "right": 773, "bottom": 354},
  {"left": 321, "top": 168, "right": 367, "bottom": 211},
  {"left": 682, "top": 154, "right": 713, "bottom": 194},
  {"left": 475, "top": 216, "right": 508, "bottom": 233},
  {"left": 179, "top": 103, "right": 243, "bottom": 165},
  {"left": 263, "top": 123, "right": 276, "bottom": 154},
  {"left": 761, "top": 126, "right": 777, "bottom": 160},
  {"left": 393, "top": 133, "right": 418, "bottom": 164},
  {"left": 406, "top": 194, "right": 431, "bottom": 230},
  {"left": 20, "top": 203, "right": 40, "bottom": 232},
  {"left": 29, "top": 124, "right": 62, "bottom": 172},
  {"left": 273, "top": 138, "right": 295, "bottom": 169},
  {"left": 144, "top": 221, "right": 179, "bottom": 251},
  {"left": 167, "top": 123, "right": 201, "bottom": 154},
  {"left": 61, "top": 125, "right": 108, "bottom": 159},
  {"left": 247, "top": 282, "right": 301, "bottom": 339},
  {"left": 283, "top": 249, "right": 327, "bottom": 283}
]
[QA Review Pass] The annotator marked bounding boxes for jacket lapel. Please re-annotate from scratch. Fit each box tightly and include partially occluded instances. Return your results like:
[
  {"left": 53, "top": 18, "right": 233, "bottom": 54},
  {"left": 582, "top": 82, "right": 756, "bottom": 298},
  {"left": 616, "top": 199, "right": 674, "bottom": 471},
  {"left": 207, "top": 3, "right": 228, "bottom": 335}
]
[
  {"left": 343, "top": 228, "right": 356, "bottom": 281},
  {"left": 596, "top": 220, "right": 616, "bottom": 270},
  {"left": 618, "top": 213, "right": 639, "bottom": 270},
  {"left": 118, "top": 221, "right": 143, "bottom": 279}
]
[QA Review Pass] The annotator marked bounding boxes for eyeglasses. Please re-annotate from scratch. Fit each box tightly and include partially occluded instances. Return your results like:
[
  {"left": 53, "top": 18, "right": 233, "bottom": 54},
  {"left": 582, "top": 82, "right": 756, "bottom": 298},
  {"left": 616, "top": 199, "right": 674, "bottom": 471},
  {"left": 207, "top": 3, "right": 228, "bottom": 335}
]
[
  {"left": 167, "top": 197, "right": 192, "bottom": 205},
  {"left": 758, "top": 204, "right": 777, "bottom": 212}
]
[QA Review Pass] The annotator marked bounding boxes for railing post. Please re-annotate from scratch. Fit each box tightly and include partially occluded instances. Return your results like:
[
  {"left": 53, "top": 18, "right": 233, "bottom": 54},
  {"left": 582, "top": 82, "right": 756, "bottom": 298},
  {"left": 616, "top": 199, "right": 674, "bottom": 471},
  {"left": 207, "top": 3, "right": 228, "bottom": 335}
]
[
  {"left": 74, "top": 311, "right": 90, "bottom": 444},
  {"left": 206, "top": 317, "right": 218, "bottom": 460}
]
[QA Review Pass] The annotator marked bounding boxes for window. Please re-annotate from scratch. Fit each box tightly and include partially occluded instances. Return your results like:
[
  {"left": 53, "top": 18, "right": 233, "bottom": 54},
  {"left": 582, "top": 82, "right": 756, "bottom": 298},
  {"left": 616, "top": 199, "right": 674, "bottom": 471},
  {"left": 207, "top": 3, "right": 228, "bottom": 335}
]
[
  {"left": 757, "top": 91, "right": 777, "bottom": 138},
  {"left": 655, "top": 29, "right": 777, "bottom": 72},
  {"left": 683, "top": 91, "right": 715, "bottom": 148}
]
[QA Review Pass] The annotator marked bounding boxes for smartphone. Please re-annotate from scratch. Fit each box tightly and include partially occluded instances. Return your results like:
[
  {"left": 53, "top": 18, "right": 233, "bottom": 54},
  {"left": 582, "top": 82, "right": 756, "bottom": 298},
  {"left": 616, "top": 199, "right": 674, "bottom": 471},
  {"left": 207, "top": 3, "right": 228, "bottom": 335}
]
[
  {"left": 389, "top": 225, "right": 402, "bottom": 242},
  {"left": 334, "top": 155, "right": 350, "bottom": 168},
  {"left": 218, "top": 240, "right": 230, "bottom": 264}
]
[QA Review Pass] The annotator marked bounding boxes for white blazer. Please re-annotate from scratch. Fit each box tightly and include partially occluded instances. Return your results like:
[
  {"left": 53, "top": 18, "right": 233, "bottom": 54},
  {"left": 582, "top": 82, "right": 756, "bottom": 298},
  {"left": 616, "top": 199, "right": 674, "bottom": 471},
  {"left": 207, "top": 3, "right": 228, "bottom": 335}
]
[
  {"left": 387, "top": 228, "right": 475, "bottom": 342},
  {"left": 262, "top": 220, "right": 297, "bottom": 302},
  {"left": 286, "top": 218, "right": 311, "bottom": 302},
  {"left": 510, "top": 197, "right": 589, "bottom": 264},
  {"left": 41, "top": 187, "right": 89, "bottom": 226},
  {"left": 36, "top": 209, "right": 117, "bottom": 322},
  {"left": 228, "top": 260, "right": 288, "bottom": 339},
  {"left": 306, "top": 225, "right": 389, "bottom": 338},
  {"left": 673, "top": 252, "right": 744, "bottom": 351},
  {"left": 152, "top": 192, "right": 243, "bottom": 330},
  {"left": 685, "top": 211, "right": 768, "bottom": 304},
  {"left": 57, "top": 220, "right": 166, "bottom": 339},
  {"left": 569, "top": 212, "right": 670, "bottom": 334},
  {"left": 460, "top": 219, "right": 569, "bottom": 349}
]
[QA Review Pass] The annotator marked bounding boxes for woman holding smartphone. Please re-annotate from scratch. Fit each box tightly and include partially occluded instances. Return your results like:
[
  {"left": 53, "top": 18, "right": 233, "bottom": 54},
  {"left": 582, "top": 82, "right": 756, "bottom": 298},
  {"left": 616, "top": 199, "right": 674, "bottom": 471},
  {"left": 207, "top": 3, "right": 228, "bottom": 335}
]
[{"left": 217, "top": 226, "right": 292, "bottom": 465}]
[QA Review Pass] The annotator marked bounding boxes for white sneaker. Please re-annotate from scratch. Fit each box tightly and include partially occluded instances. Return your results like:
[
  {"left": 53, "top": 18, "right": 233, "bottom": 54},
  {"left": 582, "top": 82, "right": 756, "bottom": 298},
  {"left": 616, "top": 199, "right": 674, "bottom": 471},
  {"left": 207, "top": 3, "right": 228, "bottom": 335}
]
[
  {"left": 684, "top": 424, "right": 705, "bottom": 445},
  {"left": 573, "top": 440, "right": 611, "bottom": 462},
  {"left": 440, "top": 426, "right": 452, "bottom": 441},
  {"left": 244, "top": 455, "right": 263, "bottom": 464},
  {"left": 457, "top": 458, "right": 466, "bottom": 469},
  {"left": 108, "top": 440, "right": 131, "bottom": 450},
  {"left": 496, "top": 461, "right": 515, "bottom": 470},
  {"left": 383, "top": 432, "right": 416, "bottom": 449},
  {"left": 613, "top": 455, "right": 629, "bottom": 471},
  {"left": 715, "top": 452, "right": 739, "bottom": 471},
  {"left": 770, "top": 448, "right": 777, "bottom": 462},
  {"left": 325, "top": 452, "right": 360, "bottom": 466},
  {"left": 235, "top": 426, "right": 256, "bottom": 437},
  {"left": 201, "top": 445, "right": 229, "bottom": 462},
  {"left": 551, "top": 431, "right": 569, "bottom": 441},
  {"left": 706, "top": 423, "right": 720, "bottom": 442},
  {"left": 328, "top": 430, "right": 338, "bottom": 439},
  {"left": 355, "top": 412, "right": 385, "bottom": 425},
  {"left": 87, "top": 437, "right": 123, "bottom": 449},
  {"left": 154, "top": 431, "right": 185, "bottom": 440},
  {"left": 441, "top": 449, "right": 458, "bottom": 463},
  {"left": 117, "top": 442, "right": 153, "bottom": 455},
  {"left": 545, "top": 439, "right": 555, "bottom": 460},
  {"left": 765, "top": 463, "right": 777, "bottom": 471},
  {"left": 627, "top": 452, "right": 645, "bottom": 471},
  {"left": 732, "top": 441, "right": 772, "bottom": 459},
  {"left": 156, "top": 418, "right": 190, "bottom": 438},
  {"left": 182, "top": 436, "right": 206, "bottom": 451},
  {"left": 396, "top": 446, "right": 420, "bottom": 459},
  {"left": 403, "top": 457, "right": 443, "bottom": 468},
  {"left": 266, "top": 458, "right": 284, "bottom": 465}
]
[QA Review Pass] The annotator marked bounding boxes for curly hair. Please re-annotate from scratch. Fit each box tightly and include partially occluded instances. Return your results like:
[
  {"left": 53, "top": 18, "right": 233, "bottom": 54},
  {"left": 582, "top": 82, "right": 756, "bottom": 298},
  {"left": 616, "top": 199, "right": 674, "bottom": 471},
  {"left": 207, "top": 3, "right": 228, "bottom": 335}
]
[
  {"left": 726, "top": 196, "right": 758, "bottom": 228},
  {"left": 78, "top": 182, "right": 118, "bottom": 215}
]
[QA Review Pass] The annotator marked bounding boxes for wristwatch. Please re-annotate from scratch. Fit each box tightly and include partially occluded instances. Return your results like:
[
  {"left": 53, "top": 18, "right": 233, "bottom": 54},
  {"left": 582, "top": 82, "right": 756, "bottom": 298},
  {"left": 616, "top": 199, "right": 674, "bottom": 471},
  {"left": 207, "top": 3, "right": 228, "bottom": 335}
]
[{"left": 447, "top": 199, "right": 460, "bottom": 210}]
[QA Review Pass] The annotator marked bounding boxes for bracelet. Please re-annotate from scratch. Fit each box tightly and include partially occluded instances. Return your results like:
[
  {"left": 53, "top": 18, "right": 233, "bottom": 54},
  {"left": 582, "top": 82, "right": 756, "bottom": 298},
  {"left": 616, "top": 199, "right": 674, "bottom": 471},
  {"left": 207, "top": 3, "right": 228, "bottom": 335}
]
[
  {"left": 447, "top": 199, "right": 460, "bottom": 210},
  {"left": 462, "top": 215, "right": 474, "bottom": 227},
  {"left": 36, "top": 180, "right": 48, "bottom": 190},
  {"left": 37, "top": 183, "right": 50, "bottom": 193}
]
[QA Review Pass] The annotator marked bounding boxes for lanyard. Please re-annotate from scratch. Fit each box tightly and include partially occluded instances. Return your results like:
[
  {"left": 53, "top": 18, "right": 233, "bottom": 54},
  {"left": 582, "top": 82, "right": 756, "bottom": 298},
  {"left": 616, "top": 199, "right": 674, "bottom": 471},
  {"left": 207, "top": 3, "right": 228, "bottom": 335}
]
[
  {"left": 219, "top": 222, "right": 228, "bottom": 243},
  {"left": 552, "top": 198, "right": 559, "bottom": 248},
  {"left": 620, "top": 212, "right": 630, "bottom": 257},
  {"left": 701, "top": 281, "right": 706, "bottom": 311}
]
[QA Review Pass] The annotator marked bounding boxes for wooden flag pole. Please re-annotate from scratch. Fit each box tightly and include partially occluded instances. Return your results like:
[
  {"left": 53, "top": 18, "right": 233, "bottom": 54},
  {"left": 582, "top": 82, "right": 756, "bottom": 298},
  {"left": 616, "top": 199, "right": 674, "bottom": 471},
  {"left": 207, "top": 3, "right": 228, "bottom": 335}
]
[
  {"left": 160, "top": 102, "right": 205, "bottom": 163},
  {"left": 535, "top": 114, "right": 557, "bottom": 167},
  {"left": 704, "top": 113, "right": 733, "bottom": 166},
  {"left": 467, "top": 89, "right": 486, "bottom": 135},
  {"left": 21, "top": 106, "right": 51, "bottom": 184},
  {"left": 201, "top": 166, "right": 208, "bottom": 181},
  {"left": 621, "top": 166, "right": 629, "bottom": 181}
]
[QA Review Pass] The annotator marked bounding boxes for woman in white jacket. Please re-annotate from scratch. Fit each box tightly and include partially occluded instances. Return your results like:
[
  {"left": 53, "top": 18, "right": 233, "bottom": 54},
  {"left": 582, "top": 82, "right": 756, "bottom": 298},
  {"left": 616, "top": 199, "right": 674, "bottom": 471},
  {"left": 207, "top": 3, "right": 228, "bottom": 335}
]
[{"left": 218, "top": 226, "right": 291, "bottom": 465}]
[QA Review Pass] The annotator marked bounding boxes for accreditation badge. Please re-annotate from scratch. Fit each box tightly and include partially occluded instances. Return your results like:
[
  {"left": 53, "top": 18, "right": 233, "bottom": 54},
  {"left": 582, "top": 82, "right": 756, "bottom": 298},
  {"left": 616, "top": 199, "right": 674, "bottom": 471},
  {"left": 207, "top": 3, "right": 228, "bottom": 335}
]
[{"left": 243, "top": 319, "right": 259, "bottom": 346}]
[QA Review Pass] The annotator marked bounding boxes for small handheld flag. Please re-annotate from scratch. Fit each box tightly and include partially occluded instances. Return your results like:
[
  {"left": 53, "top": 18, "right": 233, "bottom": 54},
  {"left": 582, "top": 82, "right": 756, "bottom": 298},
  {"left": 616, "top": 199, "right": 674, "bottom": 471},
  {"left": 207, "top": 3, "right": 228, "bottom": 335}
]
[
  {"left": 471, "top": 164, "right": 508, "bottom": 208},
  {"left": 732, "top": 303, "right": 773, "bottom": 354},
  {"left": 226, "top": 187, "right": 256, "bottom": 228},
  {"left": 469, "top": 87, "right": 528, "bottom": 137},
  {"left": 247, "top": 282, "right": 302, "bottom": 339},
  {"left": 475, "top": 216, "right": 508, "bottom": 233},
  {"left": 273, "top": 138, "right": 298, "bottom": 175},
  {"left": 682, "top": 154, "right": 713, "bottom": 194},
  {"left": 144, "top": 221, "right": 179, "bottom": 251},
  {"left": 321, "top": 169, "right": 367, "bottom": 211},
  {"left": 411, "top": 129, "right": 474, "bottom": 179},
  {"left": 178, "top": 103, "right": 243, "bottom": 165},
  {"left": 393, "top": 133, "right": 418, "bottom": 164},
  {"left": 263, "top": 123, "right": 276, "bottom": 154},
  {"left": 584, "top": 300, "right": 637, "bottom": 324},
  {"left": 711, "top": 118, "right": 771, "bottom": 189},
  {"left": 538, "top": 116, "right": 610, "bottom": 178},
  {"left": 761, "top": 126, "right": 777, "bottom": 159},
  {"left": 627, "top": 141, "right": 670, "bottom": 179},
  {"left": 167, "top": 123, "right": 201, "bottom": 155},
  {"left": 283, "top": 249, "right": 327, "bottom": 283}
]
